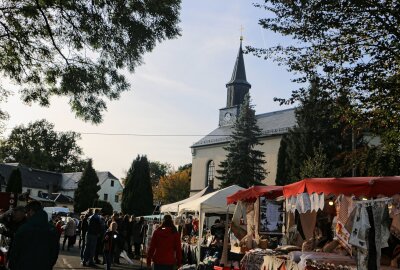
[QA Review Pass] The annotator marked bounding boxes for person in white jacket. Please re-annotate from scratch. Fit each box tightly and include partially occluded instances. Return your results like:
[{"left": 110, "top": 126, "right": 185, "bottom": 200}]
[{"left": 62, "top": 216, "right": 77, "bottom": 251}]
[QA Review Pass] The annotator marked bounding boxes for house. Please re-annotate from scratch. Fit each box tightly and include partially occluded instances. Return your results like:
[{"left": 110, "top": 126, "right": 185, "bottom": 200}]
[
  {"left": 62, "top": 171, "right": 122, "bottom": 212},
  {"left": 190, "top": 38, "right": 296, "bottom": 194},
  {"left": 0, "top": 163, "right": 123, "bottom": 212}
]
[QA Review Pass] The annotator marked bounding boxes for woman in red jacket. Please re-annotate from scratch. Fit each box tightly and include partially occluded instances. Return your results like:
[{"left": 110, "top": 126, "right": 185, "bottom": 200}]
[{"left": 147, "top": 215, "right": 182, "bottom": 270}]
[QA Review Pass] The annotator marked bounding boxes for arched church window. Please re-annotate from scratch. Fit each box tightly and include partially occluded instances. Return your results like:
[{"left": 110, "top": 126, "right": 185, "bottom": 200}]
[{"left": 206, "top": 160, "right": 215, "bottom": 187}]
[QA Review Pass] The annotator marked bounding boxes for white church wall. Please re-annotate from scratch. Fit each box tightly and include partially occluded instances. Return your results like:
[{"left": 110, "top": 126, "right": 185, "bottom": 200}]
[{"left": 190, "top": 135, "right": 283, "bottom": 195}]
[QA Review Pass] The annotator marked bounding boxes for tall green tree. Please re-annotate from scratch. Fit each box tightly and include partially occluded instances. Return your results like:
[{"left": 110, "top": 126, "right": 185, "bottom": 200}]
[
  {"left": 0, "top": 119, "right": 85, "bottom": 172},
  {"left": 149, "top": 161, "right": 171, "bottom": 186},
  {"left": 73, "top": 159, "right": 100, "bottom": 213},
  {"left": 251, "top": 0, "right": 400, "bottom": 150},
  {"left": 0, "top": 1, "right": 181, "bottom": 123},
  {"left": 6, "top": 168, "right": 22, "bottom": 193},
  {"left": 121, "top": 155, "right": 153, "bottom": 216},
  {"left": 217, "top": 94, "right": 267, "bottom": 188},
  {"left": 275, "top": 79, "right": 353, "bottom": 184}
]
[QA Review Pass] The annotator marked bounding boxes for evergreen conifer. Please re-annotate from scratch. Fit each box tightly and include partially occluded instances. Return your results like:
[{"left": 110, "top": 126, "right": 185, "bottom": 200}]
[
  {"left": 121, "top": 155, "right": 153, "bottom": 215},
  {"left": 73, "top": 159, "right": 100, "bottom": 213},
  {"left": 217, "top": 94, "right": 267, "bottom": 188},
  {"left": 6, "top": 168, "right": 22, "bottom": 193}
]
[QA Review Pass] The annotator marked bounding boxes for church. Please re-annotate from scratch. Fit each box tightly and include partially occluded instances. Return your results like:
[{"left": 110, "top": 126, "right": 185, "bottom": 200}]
[{"left": 190, "top": 38, "right": 296, "bottom": 194}]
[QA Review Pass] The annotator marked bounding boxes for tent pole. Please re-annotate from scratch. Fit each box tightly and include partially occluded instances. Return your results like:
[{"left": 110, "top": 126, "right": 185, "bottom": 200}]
[{"left": 220, "top": 206, "right": 230, "bottom": 266}]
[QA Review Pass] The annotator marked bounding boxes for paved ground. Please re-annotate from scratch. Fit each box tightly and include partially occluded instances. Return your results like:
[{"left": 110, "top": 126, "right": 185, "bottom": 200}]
[{"left": 54, "top": 243, "right": 144, "bottom": 270}]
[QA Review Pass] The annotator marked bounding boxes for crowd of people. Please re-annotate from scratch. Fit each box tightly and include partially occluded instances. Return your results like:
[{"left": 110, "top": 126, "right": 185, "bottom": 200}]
[
  {"left": 0, "top": 204, "right": 184, "bottom": 270},
  {"left": 53, "top": 209, "right": 161, "bottom": 268}
]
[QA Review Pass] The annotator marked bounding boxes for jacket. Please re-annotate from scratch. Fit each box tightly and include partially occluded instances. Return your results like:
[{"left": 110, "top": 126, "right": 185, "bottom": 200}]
[
  {"left": 147, "top": 226, "right": 182, "bottom": 267},
  {"left": 103, "top": 230, "right": 120, "bottom": 253},
  {"left": 8, "top": 209, "right": 59, "bottom": 270},
  {"left": 64, "top": 218, "right": 76, "bottom": 237}
]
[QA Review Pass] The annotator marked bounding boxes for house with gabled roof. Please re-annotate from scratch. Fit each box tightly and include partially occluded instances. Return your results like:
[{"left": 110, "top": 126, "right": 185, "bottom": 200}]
[{"left": 0, "top": 163, "right": 122, "bottom": 212}]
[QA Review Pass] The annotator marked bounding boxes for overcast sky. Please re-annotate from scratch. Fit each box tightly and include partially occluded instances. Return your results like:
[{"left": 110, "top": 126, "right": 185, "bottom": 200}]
[{"left": 2, "top": 0, "right": 297, "bottom": 179}]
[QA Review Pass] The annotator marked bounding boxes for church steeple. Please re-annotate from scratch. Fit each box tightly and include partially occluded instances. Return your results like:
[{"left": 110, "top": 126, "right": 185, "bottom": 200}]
[{"left": 226, "top": 38, "right": 251, "bottom": 107}]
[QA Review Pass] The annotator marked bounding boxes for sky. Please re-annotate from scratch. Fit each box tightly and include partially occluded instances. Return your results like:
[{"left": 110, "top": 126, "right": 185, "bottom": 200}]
[{"left": 1, "top": 0, "right": 297, "bottom": 179}]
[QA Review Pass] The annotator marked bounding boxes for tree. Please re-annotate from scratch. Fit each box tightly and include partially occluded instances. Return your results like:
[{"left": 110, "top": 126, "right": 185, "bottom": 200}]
[
  {"left": 6, "top": 168, "right": 22, "bottom": 193},
  {"left": 121, "top": 155, "right": 153, "bottom": 216},
  {"left": 0, "top": 1, "right": 181, "bottom": 123},
  {"left": 153, "top": 166, "right": 191, "bottom": 204},
  {"left": 251, "top": 1, "right": 400, "bottom": 147},
  {"left": 149, "top": 161, "right": 171, "bottom": 186},
  {"left": 73, "top": 159, "right": 100, "bottom": 213},
  {"left": 275, "top": 80, "right": 355, "bottom": 184},
  {"left": 299, "top": 144, "right": 333, "bottom": 179},
  {"left": 216, "top": 94, "right": 267, "bottom": 188},
  {"left": 0, "top": 119, "right": 85, "bottom": 172}
]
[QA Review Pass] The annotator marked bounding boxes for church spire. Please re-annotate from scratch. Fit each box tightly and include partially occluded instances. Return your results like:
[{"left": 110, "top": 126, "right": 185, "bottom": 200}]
[{"left": 225, "top": 38, "right": 251, "bottom": 107}]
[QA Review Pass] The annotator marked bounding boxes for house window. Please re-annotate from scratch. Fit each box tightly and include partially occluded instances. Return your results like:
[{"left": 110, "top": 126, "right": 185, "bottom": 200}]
[
  {"left": 104, "top": 194, "right": 108, "bottom": 201},
  {"left": 206, "top": 160, "right": 215, "bottom": 187},
  {"left": 111, "top": 180, "right": 114, "bottom": 187},
  {"left": 115, "top": 195, "right": 119, "bottom": 203}
]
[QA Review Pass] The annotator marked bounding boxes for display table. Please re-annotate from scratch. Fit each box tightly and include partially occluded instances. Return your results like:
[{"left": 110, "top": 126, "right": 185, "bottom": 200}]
[{"left": 240, "top": 249, "right": 277, "bottom": 270}]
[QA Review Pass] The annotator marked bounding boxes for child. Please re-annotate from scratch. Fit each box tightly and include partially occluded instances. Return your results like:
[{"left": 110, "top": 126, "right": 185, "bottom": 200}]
[{"left": 103, "top": 221, "right": 120, "bottom": 270}]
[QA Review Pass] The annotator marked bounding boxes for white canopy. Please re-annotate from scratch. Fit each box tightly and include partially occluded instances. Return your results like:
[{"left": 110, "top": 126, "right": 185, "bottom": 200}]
[
  {"left": 178, "top": 185, "right": 245, "bottom": 214},
  {"left": 160, "top": 185, "right": 213, "bottom": 213}
]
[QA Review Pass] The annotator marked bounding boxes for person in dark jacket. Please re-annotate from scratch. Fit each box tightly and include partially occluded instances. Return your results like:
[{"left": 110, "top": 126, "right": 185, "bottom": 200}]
[
  {"left": 147, "top": 215, "right": 182, "bottom": 270},
  {"left": 8, "top": 201, "right": 59, "bottom": 270},
  {"left": 0, "top": 206, "right": 26, "bottom": 256},
  {"left": 79, "top": 213, "right": 90, "bottom": 260},
  {"left": 132, "top": 216, "right": 145, "bottom": 259},
  {"left": 103, "top": 221, "right": 120, "bottom": 270},
  {"left": 82, "top": 209, "right": 102, "bottom": 267}
]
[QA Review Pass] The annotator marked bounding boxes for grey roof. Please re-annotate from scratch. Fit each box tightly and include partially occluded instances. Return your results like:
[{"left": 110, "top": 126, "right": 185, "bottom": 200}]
[
  {"left": 226, "top": 39, "right": 251, "bottom": 88},
  {"left": 192, "top": 108, "right": 296, "bottom": 148},
  {"left": 61, "top": 171, "right": 119, "bottom": 190},
  {"left": 0, "top": 163, "right": 62, "bottom": 190}
]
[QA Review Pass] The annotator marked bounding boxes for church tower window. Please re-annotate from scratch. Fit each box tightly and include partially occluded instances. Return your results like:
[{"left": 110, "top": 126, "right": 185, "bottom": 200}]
[{"left": 206, "top": 160, "right": 215, "bottom": 187}]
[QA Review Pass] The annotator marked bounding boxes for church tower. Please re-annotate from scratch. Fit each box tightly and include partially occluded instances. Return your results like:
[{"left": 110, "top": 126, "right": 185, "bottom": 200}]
[{"left": 219, "top": 37, "right": 251, "bottom": 126}]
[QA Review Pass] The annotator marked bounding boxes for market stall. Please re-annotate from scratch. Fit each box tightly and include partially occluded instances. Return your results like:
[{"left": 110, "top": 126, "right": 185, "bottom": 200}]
[
  {"left": 279, "top": 176, "right": 400, "bottom": 270},
  {"left": 178, "top": 185, "right": 245, "bottom": 265},
  {"left": 226, "top": 186, "right": 285, "bottom": 270},
  {"left": 160, "top": 185, "right": 214, "bottom": 213}
]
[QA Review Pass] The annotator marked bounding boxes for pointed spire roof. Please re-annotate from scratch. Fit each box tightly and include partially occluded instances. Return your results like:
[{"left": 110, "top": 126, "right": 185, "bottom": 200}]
[{"left": 226, "top": 38, "right": 251, "bottom": 87}]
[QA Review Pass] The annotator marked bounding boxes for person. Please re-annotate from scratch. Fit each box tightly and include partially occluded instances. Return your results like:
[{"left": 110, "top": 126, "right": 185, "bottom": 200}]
[
  {"left": 210, "top": 219, "right": 225, "bottom": 244},
  {"left": 62, "top": 216, "right": 77, "bottom": 251},
  {"left": 82, "top": 209, "right": 102, "bottom": 267},
  {"left": 103, "top": 222, "right": 120, "bottom": 270},
  {"left": 0, "top": 206, "right": 26, "bottom": 255},
  {"left": 145, "top": 218, "right": 159, "bottom": 252},
  {"left": 147, "top": 215, "right": 182, "bottom": 270},
  {"left": 132, "top": 216, "right": 145, "bottom": 259},
  {"left": 79, "top": 212, "right": 90, "bottom": 261},
  {"left": 8, "top": 200, "right": 59, "bottom": 270}
]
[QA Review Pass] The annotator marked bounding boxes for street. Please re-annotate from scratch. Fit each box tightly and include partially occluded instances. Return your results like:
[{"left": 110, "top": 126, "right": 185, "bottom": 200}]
[{"left": 54, "top": 242, "right": 143, "bottom": 270}]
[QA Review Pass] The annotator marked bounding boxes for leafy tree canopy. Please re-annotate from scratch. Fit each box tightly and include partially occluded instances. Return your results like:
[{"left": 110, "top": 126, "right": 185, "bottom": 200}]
[
  {"left": 73, "top": 159, "right": 100, "bottom": 213},
  {"left": 217, "top": 94, "right": 267, "bottom": 188},
  {"left": 153, "top": 166, "right": 190, "bottom": 204},
  {"left": 0, "top": 119, "right": 85, "bottom": 172},
  {"left": 0, "top": 0, "right": 181, "bottom": 123},
  {"left": 149, "top": 161, "right": 171, "bottom": 186},
  {"left": 251, "top": 0, "right": 400, "bottom": 146}
]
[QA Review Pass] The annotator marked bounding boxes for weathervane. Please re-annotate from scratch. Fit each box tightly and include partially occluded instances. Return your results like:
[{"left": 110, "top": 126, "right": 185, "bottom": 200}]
[{"left": 240, "top": 25, "right": 244, "bottom": 41}]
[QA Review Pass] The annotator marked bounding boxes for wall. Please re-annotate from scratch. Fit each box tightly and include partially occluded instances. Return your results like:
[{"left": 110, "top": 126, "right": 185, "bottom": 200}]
[
  {"left": 98, "top": 178, "right": 122, "bottom": 212},
  {"left": 190, "top": 135, "right": 283, "bottom": 195}
]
